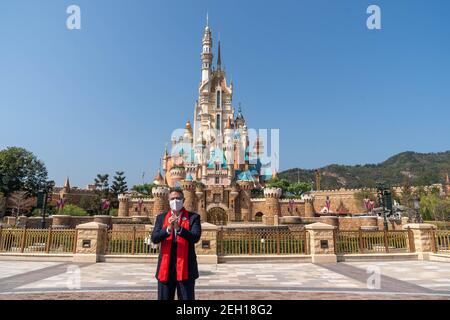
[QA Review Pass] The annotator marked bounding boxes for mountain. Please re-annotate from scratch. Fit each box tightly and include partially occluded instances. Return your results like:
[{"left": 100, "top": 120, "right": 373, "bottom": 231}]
[{"left": 279, "top": 151, "right": 450, "bottom": 189}]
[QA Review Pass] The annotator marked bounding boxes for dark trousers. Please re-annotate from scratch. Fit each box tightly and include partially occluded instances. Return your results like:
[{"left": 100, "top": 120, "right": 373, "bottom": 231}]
[{"left": 157, "top": 278, "right": 196, "bottom": 300}]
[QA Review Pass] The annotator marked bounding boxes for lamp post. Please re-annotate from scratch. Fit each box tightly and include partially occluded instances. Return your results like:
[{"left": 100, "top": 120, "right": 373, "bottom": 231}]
[
  {"left": 376, "top": 183, "right": 390, "bottom": 231},
  {"left": 37, "top": 191, "right": 47, "bottom": 229}
]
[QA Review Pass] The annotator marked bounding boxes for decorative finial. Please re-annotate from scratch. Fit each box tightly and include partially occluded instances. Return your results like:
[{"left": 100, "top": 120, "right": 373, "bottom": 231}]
[{"left": 206, "top": 11, "right": 209, "bottom": 27}]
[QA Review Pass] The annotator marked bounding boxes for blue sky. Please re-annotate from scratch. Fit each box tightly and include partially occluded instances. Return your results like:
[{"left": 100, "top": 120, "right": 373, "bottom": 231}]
[{"left": 0, "top": 0, "right": 449, "bottom": 188}]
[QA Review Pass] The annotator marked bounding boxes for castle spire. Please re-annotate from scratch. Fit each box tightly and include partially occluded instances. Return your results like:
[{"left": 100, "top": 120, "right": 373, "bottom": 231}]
[
  {"left": 201, "top": 14, "right": 213, "bottom": 83},
  {"left": 64, "top": 177, "right": 70, "bottom": 190},
  {"left": 217, "top": 40, "right": 222, "bottom": 69}
]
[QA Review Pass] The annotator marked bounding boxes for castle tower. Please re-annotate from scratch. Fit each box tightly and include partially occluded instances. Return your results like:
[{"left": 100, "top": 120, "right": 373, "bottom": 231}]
[
  {"left": 153, "top": 168, "right": 165, "bottom": 186},
  {"left": 169, "top": 166, "right": 186, "bottom": 186},
  {"left": 303, "top": 194, "right": 315, "bottom": 218},
  {"left": 181, "top": 176, "right": 196, "bottom": 212},
  {"left": 263, "top": 187, "right": 282, "bottom": 226},
  {"left": 60, "top": 177, "right": 71, "bottom": 199},
  {"left": 201, "top": 15, "right": 213, "bottom": 83},
  {"left": 195, "top": 183, "right": 207, "bottom": 221},
  {"left": 237, "top": 180, "right": 253, "bottom": 222},
  {"left": 118, "top": 194, "right": 130, "bottom": 217},
  {"left": 152, "top": 186, "right": 169, "bottom": 217}
]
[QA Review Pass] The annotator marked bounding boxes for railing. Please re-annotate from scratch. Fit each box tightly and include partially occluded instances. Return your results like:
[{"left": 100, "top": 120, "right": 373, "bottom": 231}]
[
  {"left": 218, "top": 228, "right": 307, "bottom": 256},
  {"left": 0, "top": 227, "right": 76, "bottom": 254},
  {"left": 335, "top": 229, "right": 412, "bottom": 254},
  {"left": 433, "top": 230, "right": 450, "bottom": 254},
  {"left": 106, "top": 228, "right": 159, "bottom": 255}
]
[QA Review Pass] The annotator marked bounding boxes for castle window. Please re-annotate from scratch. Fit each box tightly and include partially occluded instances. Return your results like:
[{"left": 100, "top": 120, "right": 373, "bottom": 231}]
[
  {"left": 215, "top": 177, "right": 220, "bottom": 184},
  {"left": 216, "top": 91, "right": 221, "bottom": 108},
  {"left": 216, "top": 114, "right": 221, "bottom": 131},
  {"left": 215, "top": 163, "right": 220, "bottom": 171}
]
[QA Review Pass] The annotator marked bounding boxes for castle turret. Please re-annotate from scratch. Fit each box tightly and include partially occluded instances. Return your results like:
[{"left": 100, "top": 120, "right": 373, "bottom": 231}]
[
  {"left": 303, "top": 194, "right": 315, "bottom": 218},
  {"left": 181, "top": 176, "right": 196, "bottom": 212},
  {"left": 118, "top": 194, "right": 130, "bottom": 217},
  {"left": 201, "top": 15, "right": 213, "bottom": 83},
  {"left": 237, "top": 180, "right": 253, "bottom": 222},
  {"left": 263, "top": 187, "right": 282, "bottom": 226},
  {"left": 169, "top": 166, "right": 186, "bottom": 187},
  {"left": 152, "top": 186, "right": 169, "bottom": 217}
]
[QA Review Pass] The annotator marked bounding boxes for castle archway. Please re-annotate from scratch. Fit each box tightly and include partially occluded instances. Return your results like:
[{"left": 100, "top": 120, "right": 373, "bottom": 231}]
[
  {"left": 255, "top": 212, "right": 264, "bottom": 222},
  {"left": 207, "top": 207, "right": 228, "bottom": 226}
]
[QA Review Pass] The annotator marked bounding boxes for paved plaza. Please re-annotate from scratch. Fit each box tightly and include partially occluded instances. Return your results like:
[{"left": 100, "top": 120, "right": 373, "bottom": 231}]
[{"left": 0, "top": 260, "right": 449, "bottom": 299}]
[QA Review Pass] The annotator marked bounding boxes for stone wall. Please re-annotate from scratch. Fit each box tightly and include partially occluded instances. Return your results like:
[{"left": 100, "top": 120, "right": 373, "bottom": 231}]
[{"left": 311, "top": 189, "right": 367, "bottom": 213}]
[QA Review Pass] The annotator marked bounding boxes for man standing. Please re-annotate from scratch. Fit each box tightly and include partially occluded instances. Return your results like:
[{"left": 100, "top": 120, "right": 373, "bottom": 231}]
[{"left": 151, "top": 187, "right": 202, "bottom": 300}]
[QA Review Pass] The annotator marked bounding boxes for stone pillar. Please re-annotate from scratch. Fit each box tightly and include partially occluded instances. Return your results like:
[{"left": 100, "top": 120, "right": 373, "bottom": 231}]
[
  {"left": 52, "top": 215, "right": 72, "bottom": 229},
  {"left": 181, "top": 180, "right": 196, "bottom": 212},
  {"left": 238, "top": 181, "right": 253, "bottom": 222},
  {"left": 305, "top": 222, "right": 337, "bottom": 263},
  {"left": 73, "top": 222, "right": 108, "bottom": 263},
  {"left": 152, "top": 186, "right": 169, "bottom": 217},
  {"left": 402, "top": 223, "right": 437, "bottom": 260},
  {"left": 263, "top": 187, "right": 282, "bottom": 226},
  {"left": 195, "top": 222, "right": 219, "bottom": 264},
  {"left": 118, "top": 194, "right": 130, "bottom": 217},
  {"left": 195, "top": 185, "right": 206, "bottom": 222},
  {"left": 303, "top": 195, "right": 315, "bottom": 218}
]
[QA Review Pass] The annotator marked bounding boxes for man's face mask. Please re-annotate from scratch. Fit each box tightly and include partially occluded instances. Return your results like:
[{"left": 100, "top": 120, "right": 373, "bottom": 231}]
[{"left": 170, "top": 198, "right": 183, "bottom": 212}]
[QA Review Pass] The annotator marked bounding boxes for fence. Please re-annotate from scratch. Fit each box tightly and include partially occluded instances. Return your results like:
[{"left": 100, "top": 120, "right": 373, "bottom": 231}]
[
  {"left": 217, "top": 228, "right": 308, "bottom": 255},
  {"left": 432, "top": 230, "right": 450, "bottom": 254},
  {"left": 1, "top": 225, "right": 448, "bottom": 258},
  {"left": 106, "top": 228, "right": 159, "bottom": 255},
  {"left": 335, "top": 229, "right": 412, "bottom": 254},
  {"left": 0, "top": 227, "right": 76, "bottom": 254}
]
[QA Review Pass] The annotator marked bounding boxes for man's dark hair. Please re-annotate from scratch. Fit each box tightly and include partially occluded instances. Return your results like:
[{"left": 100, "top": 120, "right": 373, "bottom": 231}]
[{"left": 169, "top": 187, "right": 184, "bottom": 199}]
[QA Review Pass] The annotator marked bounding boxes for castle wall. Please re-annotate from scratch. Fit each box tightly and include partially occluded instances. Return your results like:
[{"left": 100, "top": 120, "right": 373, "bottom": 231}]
[
  {"left": 311, "top": 189, "right": 367, "bottom": 213},
  {"left": 279, "top": 200, "right": 305, "bottom": 217}
]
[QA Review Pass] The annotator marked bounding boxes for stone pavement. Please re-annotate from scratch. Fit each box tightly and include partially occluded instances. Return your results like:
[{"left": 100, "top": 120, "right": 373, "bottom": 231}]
[{"left": 0, "top": 260, "right": 449, "bottom": 300}]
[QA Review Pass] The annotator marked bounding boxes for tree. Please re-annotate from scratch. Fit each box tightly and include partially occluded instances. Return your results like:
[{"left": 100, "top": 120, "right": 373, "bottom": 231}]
[
  {"left": 94, "top": 174, "right": 109, "bottom": 199},
  {"left": 0, "top": 147, "right": 48, "bottom": 197},
  {"left": 8, "top": 191, "right": 32, "bottom": 217},
  {"left": 0, "top": 192, "right": 5, "bottom": 217},
  {"left": 132, "top": 183, "right": 157, "bottom": 196},
  {"left": 78, "top": 195, "right": 102, "bottom": 216},
  {"left": 420, "top": 194, "right": 450, "bottom": 222},
  {"left": 266, "top": 178, "right": 290, "bottom": 192},
  {"left": 287, "top": 182, "right": 312, "bottom": 197},
  {"left": 400, "top": 177, "right": 414, "bottom": 207},
  {"left": 59, "top": 204, "right": 89, "bottom": 216},
  {"left": 110, "top": 171, "right": 128, "bottom": 197}
]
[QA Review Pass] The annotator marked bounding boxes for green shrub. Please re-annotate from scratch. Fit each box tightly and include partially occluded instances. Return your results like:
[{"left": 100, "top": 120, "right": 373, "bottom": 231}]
[
  {"left": 109, "top": 208, "right": 118, "bottom": 217},
  {"left": 58, "top": 204, "right": 89, "bottom": 216}
]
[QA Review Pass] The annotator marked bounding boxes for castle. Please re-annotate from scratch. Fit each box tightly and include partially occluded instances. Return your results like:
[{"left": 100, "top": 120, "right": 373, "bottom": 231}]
[
  {"left": 117, "top": 19, "right": 308, "bottom": 225},
  {"left": 116, "top": 20, "right": 450, "bottom": 226}
]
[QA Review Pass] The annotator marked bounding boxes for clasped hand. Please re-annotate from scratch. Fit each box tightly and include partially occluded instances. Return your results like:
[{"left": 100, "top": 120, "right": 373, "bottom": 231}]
[{"left": 167, "top": 214, "right": 180, "bottom": 233}]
